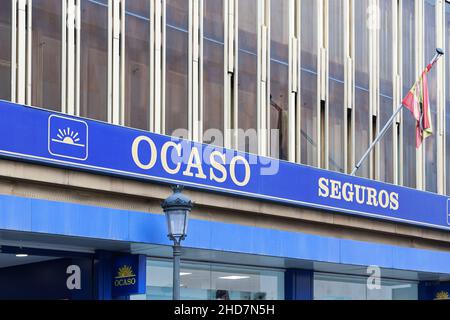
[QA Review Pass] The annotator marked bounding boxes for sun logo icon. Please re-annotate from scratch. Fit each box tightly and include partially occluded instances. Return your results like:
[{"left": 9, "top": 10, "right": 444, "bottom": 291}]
[
  {"left": 435, "top": 291, "right": 449, "bottom": 300},
  {"left": 52, "top": 127, "right": 85, "bottom": 147},
  {"left": 115, "top": 265, "right": 136, "bottom": 279},
  {"left": 48, "top": 115, "right": 88, "bottom": 161}
]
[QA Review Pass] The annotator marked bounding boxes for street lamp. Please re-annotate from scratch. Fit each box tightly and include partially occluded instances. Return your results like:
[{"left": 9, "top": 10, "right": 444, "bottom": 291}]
[{"left": 161, "top": 185, "right": 193, "bottom": 300}]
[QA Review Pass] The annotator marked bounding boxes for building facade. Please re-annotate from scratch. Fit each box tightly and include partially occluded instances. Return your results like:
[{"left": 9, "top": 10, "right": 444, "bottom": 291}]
[{"left": 0, "top": 0, "right": 449, "bottom": 300}]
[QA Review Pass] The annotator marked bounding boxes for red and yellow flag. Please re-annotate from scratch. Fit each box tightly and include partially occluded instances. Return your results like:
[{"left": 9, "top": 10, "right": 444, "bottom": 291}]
[{"left": 402, "top": 64, "right": 433, "bottom": 148}]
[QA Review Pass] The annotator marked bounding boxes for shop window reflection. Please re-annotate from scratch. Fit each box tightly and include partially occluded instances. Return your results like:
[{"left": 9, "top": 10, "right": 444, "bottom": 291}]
[
  {"left": 131, "top": 260, "right": 284, "bottom": 301},
  {"left": 314, "top": 273, "right": 418, "bottom": 300}
]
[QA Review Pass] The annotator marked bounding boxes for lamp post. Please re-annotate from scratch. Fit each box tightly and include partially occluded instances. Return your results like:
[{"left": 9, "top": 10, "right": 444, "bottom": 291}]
[{"left": 161, "top": 185, "right": 193, "bottom": 300}]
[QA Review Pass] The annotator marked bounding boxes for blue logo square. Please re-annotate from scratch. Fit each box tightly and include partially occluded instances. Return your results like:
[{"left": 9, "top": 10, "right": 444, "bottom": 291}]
[{"left": 48, "top": 115, "right": 88, "bottom": 161}]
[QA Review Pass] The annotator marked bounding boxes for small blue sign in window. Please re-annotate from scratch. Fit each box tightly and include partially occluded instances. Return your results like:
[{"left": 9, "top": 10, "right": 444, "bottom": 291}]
[
  {"left": 48, "top": 115, "right": 88, "bottom": 161},
  {"left": 112, "top": 255, "right": 146, "bottom": 297}
]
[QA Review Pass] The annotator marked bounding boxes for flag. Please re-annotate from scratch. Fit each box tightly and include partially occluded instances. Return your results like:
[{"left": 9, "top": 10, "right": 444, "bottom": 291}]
[{"left": 402, "top": 64, "right": 433, "bottom": 148}]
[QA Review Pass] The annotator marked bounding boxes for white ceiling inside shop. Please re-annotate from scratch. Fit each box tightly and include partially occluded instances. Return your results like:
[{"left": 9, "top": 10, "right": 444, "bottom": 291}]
[{"left": 0, "top": 253, "right": 56, "bottom": 269}]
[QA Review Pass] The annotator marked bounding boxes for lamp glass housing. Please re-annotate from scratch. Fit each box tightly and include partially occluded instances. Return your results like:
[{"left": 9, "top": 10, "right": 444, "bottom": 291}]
[{"left": 165, "top": 208, "right": 189, "bottom": 240}]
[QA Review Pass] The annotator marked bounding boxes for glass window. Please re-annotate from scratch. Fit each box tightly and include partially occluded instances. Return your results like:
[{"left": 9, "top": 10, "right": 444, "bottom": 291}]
[
  {"left": 314, "top": 273, "right": 418, "bottom": 300},
  {"left": 424, "top": 0, "right": 437, "bottom": 193},
  {"left": 32, "top": 0, "right": 62, "bottom": 111},
  {"left": 446, "top": 2, "right": 450, "bottom": 196},
  {"left": 165, "top": 0, "right": 189, "bottom": 136},
  {"left": 0, "top": 0, "right": 12, "bottom": 101},
  {"left": 132, "top": 260, "right": 284, "bottom": 300},
  {"left": 270, "top": 0, "right": 289, "bottom": 160},
  {"left": 314, "top": 273, "right": 366, "bottom": 300},
  {"left": 238, "top": 0, "right": 258, "bottom": 154},
  {"left": 80, "top": 0, "right": 109, "bottom": 121},
  {"left": 300, "top": 0, "right": 318, "bottom": 166},
  {"left": 378, "top": 0, "right": 394, "bottom": 183},
  {"left": 402, "top": 0, "right": 416, "bottom": 188},
  {"left": 328, "top": 0, "right": 345, "bottom": 173},
  {"left": 125, "top": 0, "right": 151, "bottom": 131},
  {"left": 354, "top": 0, "right": 371, "bottom": 178},
  {"left": 203, "top": 0, "right": 225, "bottom": 146}
]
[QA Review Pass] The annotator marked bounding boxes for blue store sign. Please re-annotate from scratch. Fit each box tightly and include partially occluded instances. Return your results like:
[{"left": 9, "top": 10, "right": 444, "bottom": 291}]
[
  {"left": 112, "top": 255, "right": 146, "bottom": 297},
  {"left": 0, "top": 100, "right": 449, "bottom": 230}
]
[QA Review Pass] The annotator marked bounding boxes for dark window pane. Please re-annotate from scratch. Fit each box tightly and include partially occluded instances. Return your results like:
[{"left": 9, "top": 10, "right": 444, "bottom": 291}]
[
  {"left": 425, "top": 0, "right": 437, "bottom": 193},
  {"left": 379, "top": 0, "right": 393, "bottom": 183},
  {"left": 80, "top": 0, "right": 109, "bottom": 121},
  {"left": 204, "top": 0, "right": 224, "bottom": 39},
  {"left": 328, "top": 0, "right": 345, "bottom": 173},
  {"left": 0, "top": 1, "right": 12, "bottom": 101},
  {"left": 354, "top": 0, "right": 370, "bottom": 178},
  {"left": 270, "top": 0, "right": 289, "bottom": 160},
  {"left": 446, "top": 2, "right": 450, "bottom": 195},
  {"left": 402, "top": 0, "right": 416, "bottom": 188},
  {"left": 300, "top": 0, "right": 318, "bottom": 166},
  {"left": 32, "top": 0, "right": 62, "bottom": 111},
  {"left": 238, "top": 0, "right": 258, "bottom": 154},
  {"left": 165, "top": 0, "right": 189, "bottom": 136},
  {"left": 126, "top": 0, "right": 150, "bottom": 17},
  {"left": 203, "top": 0, "right": 224, "bottom": 146},
  {"left": 125, "top": 0, "right": 150, "bottom": 131}
]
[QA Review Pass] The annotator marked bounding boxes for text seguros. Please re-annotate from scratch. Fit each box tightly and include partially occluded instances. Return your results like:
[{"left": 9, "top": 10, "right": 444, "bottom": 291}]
[{"left": 318, "top": 177, "right": 399, "bottom": 210}]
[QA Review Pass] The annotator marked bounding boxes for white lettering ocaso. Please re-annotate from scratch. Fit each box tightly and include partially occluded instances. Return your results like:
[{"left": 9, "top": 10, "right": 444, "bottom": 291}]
[
  {"left": 229, "top": 156, "right": 251, "bottom": 187},
  {"left": 132, "top": 136, "right": 157, "bottom": 170},
  {"left": 161, "top": 141, "right": 182, "bottom": 174},
  {"left": 131, "top": 136, "right": 251, "bottom": 187}
]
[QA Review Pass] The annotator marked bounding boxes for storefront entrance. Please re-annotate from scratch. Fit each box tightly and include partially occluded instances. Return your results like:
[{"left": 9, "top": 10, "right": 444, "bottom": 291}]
[{"left": 0, "top": 246, "right": 93, "bottom": 300}]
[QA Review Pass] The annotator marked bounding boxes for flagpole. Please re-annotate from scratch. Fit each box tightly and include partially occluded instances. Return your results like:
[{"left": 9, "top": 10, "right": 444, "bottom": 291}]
[
  {"left": 351, "top": 48, "right": 444, "bottom": 176},
  {"left": 351, "top": 104, "right": 403, "bottom": 176}
]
